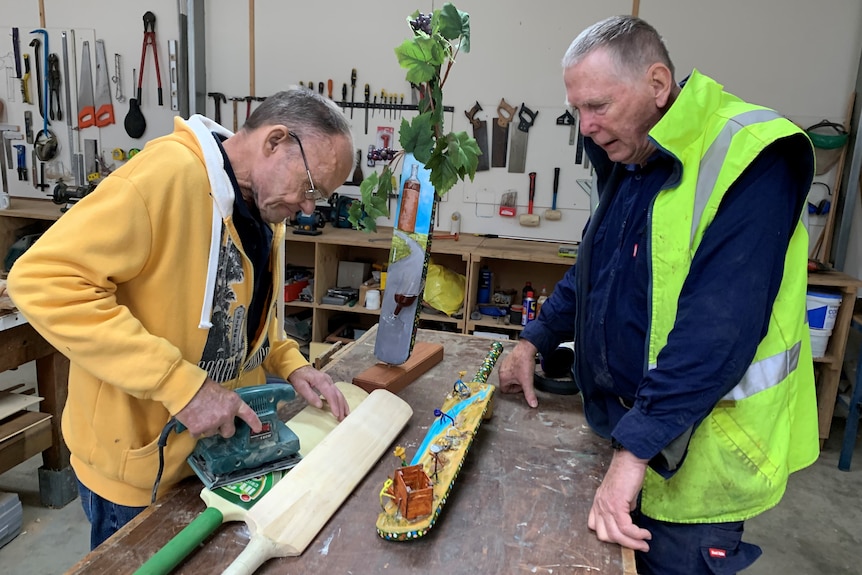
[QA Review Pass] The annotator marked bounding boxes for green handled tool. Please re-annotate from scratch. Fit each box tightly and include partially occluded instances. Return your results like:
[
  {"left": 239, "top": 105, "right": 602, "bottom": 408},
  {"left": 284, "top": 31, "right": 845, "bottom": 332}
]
[{"left": 133, "top": 382, "right": 370, "bottom": 575}]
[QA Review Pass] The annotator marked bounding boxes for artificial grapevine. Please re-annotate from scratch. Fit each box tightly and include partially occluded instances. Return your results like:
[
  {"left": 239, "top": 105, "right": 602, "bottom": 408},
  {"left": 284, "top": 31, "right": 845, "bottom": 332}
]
[{"left": 349, "top": 3, "right": 480, "bottom": 231}]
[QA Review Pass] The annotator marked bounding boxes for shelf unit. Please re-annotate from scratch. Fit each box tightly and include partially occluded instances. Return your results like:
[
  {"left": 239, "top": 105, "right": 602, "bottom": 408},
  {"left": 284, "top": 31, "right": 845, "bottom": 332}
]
[
  {"left": 807, "top": 270, "right": 862, "bottom": 444},
  {"left": 283, "top": 227, "right": 481, "bottom": 343},
  {"left": 283, "top": 228, "right": 578, "bottom": 343}
]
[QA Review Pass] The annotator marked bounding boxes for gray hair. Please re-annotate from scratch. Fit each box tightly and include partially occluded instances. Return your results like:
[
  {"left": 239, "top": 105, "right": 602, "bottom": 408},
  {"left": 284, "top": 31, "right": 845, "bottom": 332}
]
[
  {"left": 243, "top": 88, "right": 354, "bottom": 146},
  {"left": 562, "top": 16, "right": 675, "bottom": 81}
]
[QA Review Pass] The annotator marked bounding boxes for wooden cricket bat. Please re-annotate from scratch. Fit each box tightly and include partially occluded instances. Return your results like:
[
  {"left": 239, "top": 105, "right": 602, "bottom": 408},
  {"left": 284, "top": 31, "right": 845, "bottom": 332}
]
[
  {"left": 222, "top": 389, "right": 413, "bottom": 575},
  {"left": 134, "top": 382, "right": 371, "bottom": 575}
]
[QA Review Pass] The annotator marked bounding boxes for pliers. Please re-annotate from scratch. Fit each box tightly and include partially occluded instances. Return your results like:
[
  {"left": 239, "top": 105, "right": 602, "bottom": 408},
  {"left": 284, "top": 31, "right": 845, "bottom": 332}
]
[{"left": 48, "top": 53, "right": 62, "bottom": 121}]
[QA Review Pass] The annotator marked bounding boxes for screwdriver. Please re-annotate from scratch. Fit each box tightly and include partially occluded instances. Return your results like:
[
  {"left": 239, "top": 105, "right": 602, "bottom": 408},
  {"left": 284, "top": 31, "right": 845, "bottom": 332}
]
[
  {"left": 372, "top": 93, "right": 377, "bottom": 117},
  {"left": 350, "top": 68, "right": 357, "bottom": 118},
  {"left": 341, "top": 82, "right": 347, "bottom": 110},
  {"left": 318, "top": 82, "right": 324, "bottom": 95},
  {"left": 364, "top": 83, "right": 370, "bottom": 135},
  {"left": 327, "top": 79, "right": 333, "bottom": 100}
]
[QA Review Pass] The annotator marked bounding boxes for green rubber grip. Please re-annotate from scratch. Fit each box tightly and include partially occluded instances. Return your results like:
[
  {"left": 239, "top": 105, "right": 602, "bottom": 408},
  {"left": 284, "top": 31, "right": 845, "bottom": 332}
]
[{"left": 133, "top": 507, "right": 224, "bottom": 575}]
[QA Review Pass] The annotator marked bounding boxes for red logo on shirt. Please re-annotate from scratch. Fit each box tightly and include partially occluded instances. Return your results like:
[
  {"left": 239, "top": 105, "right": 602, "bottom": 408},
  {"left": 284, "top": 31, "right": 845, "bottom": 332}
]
[{"left": 709, "top": 548, "right": 727, "bottom": 558}]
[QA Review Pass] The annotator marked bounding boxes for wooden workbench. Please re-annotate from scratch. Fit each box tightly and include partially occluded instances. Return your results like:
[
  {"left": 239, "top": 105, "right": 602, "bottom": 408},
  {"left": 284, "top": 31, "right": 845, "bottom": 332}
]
[
  {"left": 0, "top": 313, "right": 73, "bottom": 507},
  {"left": 69, "top": 327, "right": 636, "bottom": 574}
]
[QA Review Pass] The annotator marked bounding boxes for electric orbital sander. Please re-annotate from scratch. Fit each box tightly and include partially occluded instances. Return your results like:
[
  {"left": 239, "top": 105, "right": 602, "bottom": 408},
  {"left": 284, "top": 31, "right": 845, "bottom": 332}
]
[{"left": 180, "top": 383, "right": 303, "bottom": 490}]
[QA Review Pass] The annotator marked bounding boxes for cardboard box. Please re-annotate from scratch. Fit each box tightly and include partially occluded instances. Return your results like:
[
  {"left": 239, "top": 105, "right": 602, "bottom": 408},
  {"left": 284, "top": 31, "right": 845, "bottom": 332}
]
[{"left": 337, "top": 261, "right": 371, "bottom": 289}]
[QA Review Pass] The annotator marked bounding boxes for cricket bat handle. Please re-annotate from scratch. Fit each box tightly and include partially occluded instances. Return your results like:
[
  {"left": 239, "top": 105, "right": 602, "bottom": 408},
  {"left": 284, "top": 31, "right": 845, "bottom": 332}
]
[
  {"left": 134, "top": 508, "right": 224, "bottom": 575},
  {"left": 222, "top": 536, "right": 283, "bottom": 575}
]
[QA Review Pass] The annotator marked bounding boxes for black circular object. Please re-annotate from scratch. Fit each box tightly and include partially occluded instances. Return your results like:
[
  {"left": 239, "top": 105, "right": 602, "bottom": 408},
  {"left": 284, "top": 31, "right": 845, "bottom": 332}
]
[{"left": 534, "top": 369, "right": 579, "bottom": 395}]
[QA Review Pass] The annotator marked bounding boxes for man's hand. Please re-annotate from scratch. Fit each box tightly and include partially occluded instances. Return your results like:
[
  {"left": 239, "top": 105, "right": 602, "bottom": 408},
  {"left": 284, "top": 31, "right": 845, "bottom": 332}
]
[
  {"left": 175, "top": 378, "right": 262, "bottom": 438},
  {"left": 498, "top": 340, "right": 540, "bottom": 407},
  {"left": 588, "top": 448, "right": 652, "bottom": 552},
  {"left": 288, "top": 365, "right": 349, "bottom": 421}
]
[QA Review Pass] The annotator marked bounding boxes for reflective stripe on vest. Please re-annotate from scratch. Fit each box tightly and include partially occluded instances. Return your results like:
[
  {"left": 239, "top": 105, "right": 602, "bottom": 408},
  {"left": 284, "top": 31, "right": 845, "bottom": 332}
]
[
  {"left": 691, "top": 109, "right": 782, "bottom": 244},
  {"left": 722, "top": 340, "right": 801, "bottom": 401}
]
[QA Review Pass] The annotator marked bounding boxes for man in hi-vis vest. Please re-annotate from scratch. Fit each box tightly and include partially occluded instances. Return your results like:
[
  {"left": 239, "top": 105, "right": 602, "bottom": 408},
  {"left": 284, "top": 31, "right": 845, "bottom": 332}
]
[{"left": 499, "top": 15, "right": 818, "bottom": 575}]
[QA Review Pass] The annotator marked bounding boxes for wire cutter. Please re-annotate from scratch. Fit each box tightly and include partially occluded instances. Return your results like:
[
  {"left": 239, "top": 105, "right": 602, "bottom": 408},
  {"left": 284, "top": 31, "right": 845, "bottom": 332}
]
[
  {"left": 137, "top": 11, "right": 163, "bottom": 106},
  {"left": 48, "top": 53, "right": 62, "bottom": 121}
]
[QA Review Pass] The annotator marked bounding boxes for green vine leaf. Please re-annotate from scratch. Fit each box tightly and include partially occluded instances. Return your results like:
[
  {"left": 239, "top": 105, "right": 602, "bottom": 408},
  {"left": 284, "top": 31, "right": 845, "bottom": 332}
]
[
  {"left": 399, "top": 113, "right": 435, "bottom": 163},
  {"left": 447, "top": 131, "right": 481, "bottom": 175},
  {"left": 395, "top": 36, "right": 444, "bottom": 84},
  {"left": 435, "top": 4, "right": 470, "bottom": 52}
]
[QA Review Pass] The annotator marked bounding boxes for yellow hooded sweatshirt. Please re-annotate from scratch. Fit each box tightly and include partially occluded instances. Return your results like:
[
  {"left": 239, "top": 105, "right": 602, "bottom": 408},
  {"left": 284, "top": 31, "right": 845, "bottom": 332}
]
[{"left": 8, "top": 115, "right": 309, "bottom": 506}]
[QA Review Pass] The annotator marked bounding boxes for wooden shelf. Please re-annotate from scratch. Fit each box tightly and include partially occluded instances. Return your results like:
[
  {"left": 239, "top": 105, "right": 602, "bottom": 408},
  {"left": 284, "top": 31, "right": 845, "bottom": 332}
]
[
  {"left": 283, "top": 227, "right": 578, "bottom": 344},
  {"left": 807, "top": 270, "right": 862, "bottom": 445}
]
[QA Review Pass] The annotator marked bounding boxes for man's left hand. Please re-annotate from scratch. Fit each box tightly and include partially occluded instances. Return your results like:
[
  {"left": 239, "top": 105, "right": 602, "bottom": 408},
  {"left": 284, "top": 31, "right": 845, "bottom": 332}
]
[
  {"left": 287, "top": 365, "right": 349, "bottom": 421},
  {"left": 588, "top": 448, "right": 653, "bottom": 552}
]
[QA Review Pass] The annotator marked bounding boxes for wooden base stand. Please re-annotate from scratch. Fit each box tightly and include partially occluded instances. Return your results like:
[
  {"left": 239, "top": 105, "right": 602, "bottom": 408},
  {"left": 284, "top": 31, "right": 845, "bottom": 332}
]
[{"left": 352, "top": 341, "right": 444, "bottom": 394}]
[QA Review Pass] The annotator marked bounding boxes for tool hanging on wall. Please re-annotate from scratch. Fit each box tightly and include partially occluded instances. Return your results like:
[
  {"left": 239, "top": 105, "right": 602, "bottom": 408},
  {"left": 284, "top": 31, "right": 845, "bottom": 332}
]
[
  {"left": 31, "top": 29, "right": 58, "bottom": 162},
  {"left": 62, "top": 31, "right": 82, "bottom": 186},
  {"left": 491, "top": 98, "right": 515, "bottom": 168},
  {"left": 24, "top": 111, "right": 33, "bottom": 143},
  {"left": 20, "top": 53, "right": 31, "bottom": 104},
  {"left": 520, "top": 171, "right": 540, "bottom": 227},
  {"left": 12, "top": 28, "right": 22, "bottom": 84},
  {"left": 137, "top": 11, "right": 164, "bottom": 106},
  {"left": 556, "top": 109, "right": 576, "bottom": 146},
  {"left": 13, "top": 145, "right": 27, "bottom": 181},
  {"left": 544, "top": 167, "right": 562, "bottom": 221},
  {"left": 124, "top": 66, "right": 146, "bottom": 138},
  {"left": 94, "top": 40, "right": 115, "bottom": 127},
  {"left": 208, "top": 92, "right": 226, "bottom": 125},
  {"left": 349, "top": 68, "right": 357, "bottom": 118},
  {"left": 77, "top": 41, "right": 96, "bottom": 128},
  {"left": 47, "top": 53, "right": 61, "bottom": 121},
  {"left": 465, "top": 101, "right": 489, "bottom": 172},
  {"left": 168, "top": 40, "right": 179, "bottom": 111},
  {"left": 111, "top": 53, "right": 125, "bottom": 103},
  {"left": 29, "top": 36, "right": 44, "bottom": 120},
  {"left": 508, "top": 103, "right": 537, "bottom": 174}
]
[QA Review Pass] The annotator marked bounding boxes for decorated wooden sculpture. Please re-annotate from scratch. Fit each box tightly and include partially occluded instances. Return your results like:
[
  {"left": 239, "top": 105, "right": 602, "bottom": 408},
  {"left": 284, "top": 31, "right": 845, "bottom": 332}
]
[{"left": 376, "top": 341, "right": 503, "bottom": 541}]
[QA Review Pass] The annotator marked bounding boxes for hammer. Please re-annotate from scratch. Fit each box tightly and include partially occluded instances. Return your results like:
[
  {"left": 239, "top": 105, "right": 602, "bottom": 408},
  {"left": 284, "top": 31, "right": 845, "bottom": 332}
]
[{"left": 207, "top": 92, "right": 226, "bottom": 125}]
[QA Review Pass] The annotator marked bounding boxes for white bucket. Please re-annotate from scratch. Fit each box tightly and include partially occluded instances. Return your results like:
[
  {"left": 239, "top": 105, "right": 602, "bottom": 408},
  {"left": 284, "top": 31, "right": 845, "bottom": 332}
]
[
  {"left": 809, "top": 327, "right": 831, "bottom": 359},
  {"left": 806, "top": 291, "right": 842, "bottom": 331}
]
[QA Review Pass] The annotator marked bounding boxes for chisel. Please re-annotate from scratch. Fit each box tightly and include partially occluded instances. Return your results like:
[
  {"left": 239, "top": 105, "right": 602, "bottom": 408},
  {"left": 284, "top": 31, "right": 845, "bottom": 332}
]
[
  {"left": 349, "top": 68, "right": 357, "bottom": 118},
  {"left": 364, "top": 83, "right": 370, "bottom": 135}
]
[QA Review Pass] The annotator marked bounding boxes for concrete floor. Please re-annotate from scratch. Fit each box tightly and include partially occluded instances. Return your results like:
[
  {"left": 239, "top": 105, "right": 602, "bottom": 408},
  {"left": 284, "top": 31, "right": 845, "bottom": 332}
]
[{"left": 0, "top": 363, "right": 860, "bottom": 574}]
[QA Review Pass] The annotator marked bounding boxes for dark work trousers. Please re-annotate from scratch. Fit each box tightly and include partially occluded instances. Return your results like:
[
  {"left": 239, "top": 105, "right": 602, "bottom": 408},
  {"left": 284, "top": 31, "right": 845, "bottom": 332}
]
[{"left": 633, "top": 509, "right": 762, "bottom": 574}]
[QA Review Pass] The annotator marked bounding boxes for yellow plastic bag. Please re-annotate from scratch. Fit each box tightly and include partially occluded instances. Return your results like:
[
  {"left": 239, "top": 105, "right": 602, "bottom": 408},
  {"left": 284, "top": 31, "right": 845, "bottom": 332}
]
[{"left": 423, "top": 260, "right": 466, "bottom": 316}]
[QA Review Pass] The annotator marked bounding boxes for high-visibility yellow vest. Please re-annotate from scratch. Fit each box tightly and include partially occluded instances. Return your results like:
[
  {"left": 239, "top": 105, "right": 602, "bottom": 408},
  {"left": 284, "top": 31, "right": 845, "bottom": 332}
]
[{"left": 640, "top": 70, "right": 819, "bottom": 522}]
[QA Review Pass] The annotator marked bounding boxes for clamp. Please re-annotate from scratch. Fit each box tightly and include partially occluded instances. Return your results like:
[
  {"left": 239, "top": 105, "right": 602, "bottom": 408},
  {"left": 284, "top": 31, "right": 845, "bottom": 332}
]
[{"left": 137, "top": 11, "right": 163, "bottom": 106}]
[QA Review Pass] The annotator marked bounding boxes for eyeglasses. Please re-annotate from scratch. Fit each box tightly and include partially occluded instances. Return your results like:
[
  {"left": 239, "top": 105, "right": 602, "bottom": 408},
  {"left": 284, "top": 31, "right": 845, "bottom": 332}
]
[{"left": 288, "top": 131, "right": 326, "bottom": 201}]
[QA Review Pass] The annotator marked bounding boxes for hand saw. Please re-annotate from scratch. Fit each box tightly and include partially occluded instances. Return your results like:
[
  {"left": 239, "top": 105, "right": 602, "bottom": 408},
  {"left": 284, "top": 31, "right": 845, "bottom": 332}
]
[
  {"left": 77, "top": 41, "right": 96, "bottom": 129},
  {"left": 94, "top": 40, "right": 115, "bottom": 127},
  {"left": 465, "top": 101, "right": 489, "bottom": 171},
  {"left": 491, "top": 98, "right": 516, "bottom": 168},
  {"left": 508, "top": 103, "right": 538, "bottom": 174}
]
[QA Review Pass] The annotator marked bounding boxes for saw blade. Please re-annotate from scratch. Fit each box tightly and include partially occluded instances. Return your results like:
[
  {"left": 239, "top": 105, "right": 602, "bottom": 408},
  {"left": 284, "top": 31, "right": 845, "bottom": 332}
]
[
  {"left": 77, "top": 41, "right": 96, "bottom": 129},
  {"left": 508, "top": 103, "right": 537, "bottom": 174},
  {"left": 473, "top": 119, "right": 489, "bottom": 171},
  {"left": 93, "top": 40, "right": 114, "bottom": 127},
  {"left": 508, "top": 128, "right": 528, "bottom": 173}
]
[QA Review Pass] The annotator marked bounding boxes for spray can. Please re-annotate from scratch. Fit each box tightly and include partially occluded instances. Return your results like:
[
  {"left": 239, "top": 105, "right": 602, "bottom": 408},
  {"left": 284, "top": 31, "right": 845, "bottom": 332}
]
[{"left": 522, "top": 290, "right": 536, "bottom": 326}]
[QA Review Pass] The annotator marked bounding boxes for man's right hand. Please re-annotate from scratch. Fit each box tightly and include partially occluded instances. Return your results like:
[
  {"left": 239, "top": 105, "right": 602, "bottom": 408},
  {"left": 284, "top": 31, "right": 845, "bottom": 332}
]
[
  {"left": 175, "top": 378, "right": 262, "bottom": 438},
  {"left": 498, "top": 340, "right": 540, "bottom": 408}
]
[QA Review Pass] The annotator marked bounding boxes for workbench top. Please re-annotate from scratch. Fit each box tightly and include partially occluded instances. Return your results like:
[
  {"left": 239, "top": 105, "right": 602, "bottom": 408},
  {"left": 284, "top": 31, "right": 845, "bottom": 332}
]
[{"left": 69, "top": 328, "right": 635, "bottom": 574}]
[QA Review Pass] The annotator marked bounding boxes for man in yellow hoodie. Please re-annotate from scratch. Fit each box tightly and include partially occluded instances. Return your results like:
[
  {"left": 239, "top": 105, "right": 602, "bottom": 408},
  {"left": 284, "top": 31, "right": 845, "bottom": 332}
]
[{"left": 8, "top": 89, "right": 355, "bottom": 549}]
